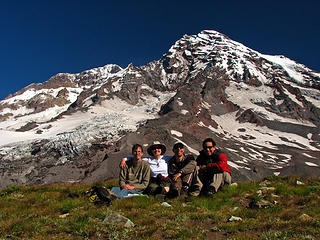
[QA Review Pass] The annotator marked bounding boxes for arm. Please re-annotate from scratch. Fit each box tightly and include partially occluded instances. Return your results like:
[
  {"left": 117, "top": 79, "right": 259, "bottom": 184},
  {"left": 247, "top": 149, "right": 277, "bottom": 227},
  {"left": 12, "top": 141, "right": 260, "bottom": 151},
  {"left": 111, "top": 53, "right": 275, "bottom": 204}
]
[
  {"left": 167, "top": 157, "right": 175, "bottom": 176},
  {"left": 119, "top": 165, "right": 127, "bottom": 187},
  {"left": 122, "top": 185, "right": 135, "bottom": 190},
  {"left": 181, "top": 155, "right": 196, "bottom": 174},
  {"left": 119, "top": 161, "right": 136, "bottom": 190},
  {"left": 171, "top": 156, "right": 196, "bottom": 181},
  {"left": 119, "top": 156, "right": 135, "bottom": 168},
  {"left": 119, "top": 158, "right": 127, "bottom": 168},
  {"left": 172, "top": 172, "right": 182, "bottom": 181},
  {"left": 120, "top": 157, "right": 150, "bottom": 168}
]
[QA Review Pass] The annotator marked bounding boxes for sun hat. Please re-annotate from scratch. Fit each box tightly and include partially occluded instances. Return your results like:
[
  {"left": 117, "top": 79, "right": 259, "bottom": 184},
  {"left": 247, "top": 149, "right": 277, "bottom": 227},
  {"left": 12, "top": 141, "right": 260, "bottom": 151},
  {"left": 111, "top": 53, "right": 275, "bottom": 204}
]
[{"left": 147, "top": 141, "right": 166, "bottom": 156}]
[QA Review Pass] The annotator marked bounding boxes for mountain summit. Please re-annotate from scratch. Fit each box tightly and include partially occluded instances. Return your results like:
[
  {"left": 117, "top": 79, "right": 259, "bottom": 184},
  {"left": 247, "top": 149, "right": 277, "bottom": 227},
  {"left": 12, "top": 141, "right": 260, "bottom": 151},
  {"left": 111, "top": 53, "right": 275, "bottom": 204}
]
[{"left": 0, "top": 30, "right": 319, "bottom": 188}]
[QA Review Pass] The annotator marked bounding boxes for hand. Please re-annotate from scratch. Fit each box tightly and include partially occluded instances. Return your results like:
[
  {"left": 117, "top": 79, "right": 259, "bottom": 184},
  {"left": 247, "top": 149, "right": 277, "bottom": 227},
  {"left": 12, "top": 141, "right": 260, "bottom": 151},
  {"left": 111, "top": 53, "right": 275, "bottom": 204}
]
[
  {"left": 173, "top": 173, "right": 182, "bottom": 181},
  {"left": 119, "top": 158, "right": 126, "bottom": 168},
  {"left": 163, "top": 186, "right": 170, "bottom": 193},
  {"left": 121, "top": 184, "right": 135, "bottom": 190}
]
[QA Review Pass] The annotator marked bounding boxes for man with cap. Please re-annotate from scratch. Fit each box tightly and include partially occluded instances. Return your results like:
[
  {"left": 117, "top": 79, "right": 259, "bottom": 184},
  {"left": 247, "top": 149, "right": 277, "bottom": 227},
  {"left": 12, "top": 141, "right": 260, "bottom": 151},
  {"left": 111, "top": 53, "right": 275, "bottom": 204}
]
[
  {"left": 167, "top": 142, "right": 196, "bottom": 198},
  {"left": 194, "top": 138, "right": 232, "bottom": 197},
  {"left": 120, "top": 141, "right": 171, "bottom": 196}
]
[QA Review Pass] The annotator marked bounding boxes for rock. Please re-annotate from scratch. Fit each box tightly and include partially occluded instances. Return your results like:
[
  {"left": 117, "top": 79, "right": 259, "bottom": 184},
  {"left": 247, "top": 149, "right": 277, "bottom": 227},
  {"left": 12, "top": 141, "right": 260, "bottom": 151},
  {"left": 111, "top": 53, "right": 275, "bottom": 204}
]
[
  {"left": 259, "top": 187, "right": 276, "bottom": 195},
  {"left": 59, "top": 213, "right": 70, "bottom": 218},
  {"left": 211, "top": 226, "right": 220, "bottom": 232},
  {"left": 296, "top": 180, "right": 304, "bottom": 185},
  {"left": 254, "top": 199, "right": 272, "bottom": 208},
  {"left": 161, "top": 202, "right": 172, "bottom": 207},
  {"left": 228, "top": 216, "right": 242, "bottom": 222},
  {"left": 230, "top": 183, "right": 238, "bottom": 187},
  {"left": 256, "top": 190, "right": 263, "bottom": 196},
  {"left": 259, "top": 180, "right": 271, "bottom": 186},
  {"left": 103, "top": 212, "right": 135, "bottom": 228},
  {"left": 259, "top": 187, "right": 275, "bottom": 191},
  {"left": 231, "top": 207, "right": 239, "bottom": 212},
  {"left": 236, "top": 109, "right": 264, "bottom": 126},
  {"left": 298, "top": 213, "right": 313, "bottom": 222},
  {"left": 271, "top": 194, "right": 280, "bottom": 198}
]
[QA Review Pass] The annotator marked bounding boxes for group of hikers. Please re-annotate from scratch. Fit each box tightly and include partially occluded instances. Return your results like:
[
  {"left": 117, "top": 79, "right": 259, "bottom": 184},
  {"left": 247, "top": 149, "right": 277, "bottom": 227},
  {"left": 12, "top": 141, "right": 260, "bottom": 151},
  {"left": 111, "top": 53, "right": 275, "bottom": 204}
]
[{"left": 110, "top": 138, "right": 232, "bottom": 199}]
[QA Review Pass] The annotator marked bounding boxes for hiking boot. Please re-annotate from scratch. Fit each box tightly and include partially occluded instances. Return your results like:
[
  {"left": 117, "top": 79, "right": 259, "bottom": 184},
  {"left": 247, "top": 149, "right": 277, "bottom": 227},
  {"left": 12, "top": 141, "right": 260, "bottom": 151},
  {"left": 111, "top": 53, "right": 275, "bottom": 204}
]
[
  {"left": 155, "top": 193, "right": 166, "bottom": 200},
  {"left": 206, "top": 186, "right": 216, "bottom": 197},
  {"left": 181, "top": 185, "right": 189, "bottom": 197},
  {"left": 168, "top": 188, "right": 179, "bottom": 198},
  {"left": 182, "top": 184, "right": 189, "bottom": 192},
  {"left": 189, "top": 186, "right": 201, "bottom": 197}
]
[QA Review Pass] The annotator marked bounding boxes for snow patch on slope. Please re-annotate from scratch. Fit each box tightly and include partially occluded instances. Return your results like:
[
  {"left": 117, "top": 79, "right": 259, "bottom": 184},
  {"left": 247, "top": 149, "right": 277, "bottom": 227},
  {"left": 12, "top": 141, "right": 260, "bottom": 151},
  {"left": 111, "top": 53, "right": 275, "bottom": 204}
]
[
  {"left": 0, "top": 92, "right": 175, "bottom": 148},
  {"left": 171, "top": 130, "right": 183, "bottom": 137},
  {"left": 208, "top": 112, "right": 317, "bottom": 151},
  {"left": 305, "top": 162, "right": 319, "bottom": 167},
  {"left": 225, "top": 81, "right": 316, "bottom": 126},
  {"left": 262, "top": 54, "right": 313, "bottom": 85}
]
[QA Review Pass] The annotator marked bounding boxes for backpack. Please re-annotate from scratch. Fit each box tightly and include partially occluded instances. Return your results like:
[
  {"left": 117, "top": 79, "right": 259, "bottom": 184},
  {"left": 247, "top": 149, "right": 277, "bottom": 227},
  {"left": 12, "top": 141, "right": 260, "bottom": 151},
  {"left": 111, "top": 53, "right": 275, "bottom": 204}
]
[{"left": 85, "top": 186, "right": 117, "bottom": 205}]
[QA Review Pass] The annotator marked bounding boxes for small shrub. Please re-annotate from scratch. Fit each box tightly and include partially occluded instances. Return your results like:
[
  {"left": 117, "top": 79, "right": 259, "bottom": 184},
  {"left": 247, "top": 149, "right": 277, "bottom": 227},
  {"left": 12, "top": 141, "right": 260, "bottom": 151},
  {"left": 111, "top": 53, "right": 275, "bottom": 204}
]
[{"left": 0, "top": 184, "right": 24, "bottom": 196}]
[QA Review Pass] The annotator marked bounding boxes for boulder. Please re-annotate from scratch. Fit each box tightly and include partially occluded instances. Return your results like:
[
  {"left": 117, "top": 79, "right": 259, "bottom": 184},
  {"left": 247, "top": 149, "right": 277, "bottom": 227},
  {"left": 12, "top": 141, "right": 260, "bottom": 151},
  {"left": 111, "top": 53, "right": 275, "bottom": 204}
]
[{"left": 103, "top": 212, "right": 135, "bottom": 228}]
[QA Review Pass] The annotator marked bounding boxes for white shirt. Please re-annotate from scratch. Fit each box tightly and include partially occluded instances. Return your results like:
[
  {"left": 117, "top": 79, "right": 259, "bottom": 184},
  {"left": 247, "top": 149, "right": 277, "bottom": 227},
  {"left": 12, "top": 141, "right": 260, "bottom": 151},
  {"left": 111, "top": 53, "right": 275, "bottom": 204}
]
[{"left": 125, "top": 155, "right": 171, "bottom": 177}]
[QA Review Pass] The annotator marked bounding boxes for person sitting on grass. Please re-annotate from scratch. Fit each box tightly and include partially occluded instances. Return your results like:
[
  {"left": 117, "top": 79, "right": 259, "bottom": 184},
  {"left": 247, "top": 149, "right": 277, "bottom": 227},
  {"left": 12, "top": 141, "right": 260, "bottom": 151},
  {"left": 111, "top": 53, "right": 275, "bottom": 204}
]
[
  {"left": 167, "top": 142, "right": 196, "bottom": 198},
  {"left": 111, "top": 144, "right": 150, "bottom": 199},
  {"left": 193, "top": 138, "right": 232, "bottom": 197},
  {"left": 120, "top": 141, "right": 171, "bottom": 196}
]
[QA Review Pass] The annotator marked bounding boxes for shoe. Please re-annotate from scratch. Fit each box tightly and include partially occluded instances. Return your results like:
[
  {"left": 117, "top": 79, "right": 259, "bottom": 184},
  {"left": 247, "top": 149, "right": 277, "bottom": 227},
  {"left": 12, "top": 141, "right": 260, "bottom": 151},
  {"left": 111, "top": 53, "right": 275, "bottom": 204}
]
[
  {"left": 206, "top": 186, "right": 216, "bottom": 197},
  {"left": 180, "top": 185, "right": 189, "bottom": 197},
  {"left": 182, "top": 185, "right": 189, "bottom": 192},
  {"left": 189, "top": 186, "right": 201, "bottom": 197},
  {"left": 168, "top": 188, "right": 179, "bottom": 198},
  {"left": 155, "top": 193, "right": 166, "bottom": 200}
]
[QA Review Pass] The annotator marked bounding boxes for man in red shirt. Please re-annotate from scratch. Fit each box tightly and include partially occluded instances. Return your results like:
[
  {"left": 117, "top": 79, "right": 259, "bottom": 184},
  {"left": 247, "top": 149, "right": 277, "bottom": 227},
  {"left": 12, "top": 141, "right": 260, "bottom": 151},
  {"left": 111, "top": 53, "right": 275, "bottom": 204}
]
[{"left": 194, "top": 138, "right": 232, "bottom": 197}]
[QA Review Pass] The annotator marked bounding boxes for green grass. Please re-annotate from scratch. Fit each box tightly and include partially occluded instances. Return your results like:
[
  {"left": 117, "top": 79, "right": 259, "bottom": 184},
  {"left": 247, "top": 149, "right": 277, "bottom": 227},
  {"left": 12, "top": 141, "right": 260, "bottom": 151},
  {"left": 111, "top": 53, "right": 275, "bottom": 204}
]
[{"left": 0, "top": 176, "right": 319, "bottom": 239}]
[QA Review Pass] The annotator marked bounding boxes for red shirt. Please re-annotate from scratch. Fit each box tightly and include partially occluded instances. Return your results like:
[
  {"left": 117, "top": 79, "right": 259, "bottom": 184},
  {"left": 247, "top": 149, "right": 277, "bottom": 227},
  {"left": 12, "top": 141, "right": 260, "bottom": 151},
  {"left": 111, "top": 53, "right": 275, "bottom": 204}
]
[{"left": 196, "top": 150, "right": 231, "bottom": 175}]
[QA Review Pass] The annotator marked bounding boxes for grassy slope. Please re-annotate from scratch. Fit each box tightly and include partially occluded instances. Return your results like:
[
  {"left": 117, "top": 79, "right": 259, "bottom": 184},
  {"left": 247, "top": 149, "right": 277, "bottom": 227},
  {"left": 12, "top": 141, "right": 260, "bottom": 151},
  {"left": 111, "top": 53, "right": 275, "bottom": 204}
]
[{"left": 0, "top": 176, "right": 319, "bottom": 240}]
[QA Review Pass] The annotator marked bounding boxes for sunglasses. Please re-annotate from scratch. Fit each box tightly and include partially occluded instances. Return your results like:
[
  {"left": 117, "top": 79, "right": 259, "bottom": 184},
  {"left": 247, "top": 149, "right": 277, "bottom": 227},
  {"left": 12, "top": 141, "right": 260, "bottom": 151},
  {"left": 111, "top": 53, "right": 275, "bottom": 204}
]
[{"left": 204, "top": 146, "right": 214, "bottom": 149}]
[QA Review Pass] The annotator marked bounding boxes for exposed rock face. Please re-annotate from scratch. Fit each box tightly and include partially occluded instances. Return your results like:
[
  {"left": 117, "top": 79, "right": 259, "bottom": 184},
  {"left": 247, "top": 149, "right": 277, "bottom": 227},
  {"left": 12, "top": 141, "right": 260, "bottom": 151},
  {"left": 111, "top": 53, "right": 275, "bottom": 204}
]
[
  {"left": 0, "top": 30, "right": 319, "bottom": 188},
  {"left": 236, "top": 109, "right": 264, "bottom": 126}
]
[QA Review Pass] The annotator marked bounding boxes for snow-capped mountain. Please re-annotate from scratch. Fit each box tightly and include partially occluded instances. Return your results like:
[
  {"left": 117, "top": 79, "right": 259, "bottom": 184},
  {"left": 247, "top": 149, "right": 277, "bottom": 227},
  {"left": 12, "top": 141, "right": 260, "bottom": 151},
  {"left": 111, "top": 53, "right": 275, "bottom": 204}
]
[{"left": 0, "top": 30, "right": 319, "bottom": 188}]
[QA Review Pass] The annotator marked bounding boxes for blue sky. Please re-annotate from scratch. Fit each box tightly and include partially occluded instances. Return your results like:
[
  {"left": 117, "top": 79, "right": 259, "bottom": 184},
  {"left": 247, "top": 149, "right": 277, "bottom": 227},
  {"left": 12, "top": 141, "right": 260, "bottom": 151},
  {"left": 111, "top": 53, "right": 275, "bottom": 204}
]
[{"left": 1, "top": 0, "right": 319, "bottom": 100}]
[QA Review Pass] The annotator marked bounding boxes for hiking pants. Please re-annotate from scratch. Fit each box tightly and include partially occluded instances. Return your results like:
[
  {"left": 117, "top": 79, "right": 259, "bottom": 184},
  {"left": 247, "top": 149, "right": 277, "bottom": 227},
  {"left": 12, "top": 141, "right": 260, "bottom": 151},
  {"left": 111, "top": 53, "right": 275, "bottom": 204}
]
[
  {"left": 193, "top": 166, "right": 232, "bottom": 193},
  {"left": 170, "top": 172, "right": 193, "bottom": 195}
]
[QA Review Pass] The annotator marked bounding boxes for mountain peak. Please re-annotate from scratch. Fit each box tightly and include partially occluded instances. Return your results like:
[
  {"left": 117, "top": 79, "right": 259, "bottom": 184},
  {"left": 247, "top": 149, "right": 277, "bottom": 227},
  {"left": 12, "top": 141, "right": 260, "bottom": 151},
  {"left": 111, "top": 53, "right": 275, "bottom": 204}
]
[
  {"left": 0, "top": 30, "right": 319, "bottom": 188},
  {"left": 164, "top": 30, "right": 319, "bottom": 89}
]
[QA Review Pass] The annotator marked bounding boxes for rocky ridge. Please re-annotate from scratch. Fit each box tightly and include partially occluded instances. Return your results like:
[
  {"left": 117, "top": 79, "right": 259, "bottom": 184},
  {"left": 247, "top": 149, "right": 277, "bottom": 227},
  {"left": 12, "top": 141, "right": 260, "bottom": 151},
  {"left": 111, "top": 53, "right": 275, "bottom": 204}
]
[{"left": 0, "top": 30, "right": 319, "bottom": 188}]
